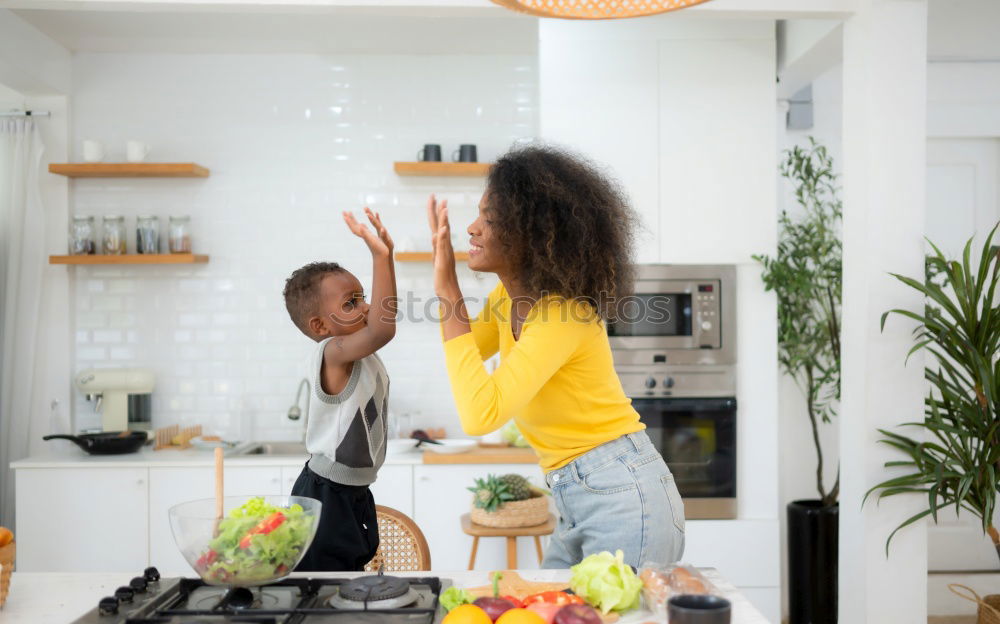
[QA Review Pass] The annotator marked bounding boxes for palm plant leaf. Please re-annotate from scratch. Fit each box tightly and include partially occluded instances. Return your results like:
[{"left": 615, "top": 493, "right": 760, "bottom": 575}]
[{"left": 870, "top": 225, "right": 1000, "bottom": 561}]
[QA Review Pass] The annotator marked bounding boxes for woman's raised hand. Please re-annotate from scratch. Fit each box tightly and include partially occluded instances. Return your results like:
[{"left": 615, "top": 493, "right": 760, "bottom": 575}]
[{"left": 426, "top": 194, "right": 460, "bottom": 298}]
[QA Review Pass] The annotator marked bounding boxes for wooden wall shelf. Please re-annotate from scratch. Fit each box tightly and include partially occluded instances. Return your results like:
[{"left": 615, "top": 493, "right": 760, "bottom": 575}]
[
  {"left": 48, "top": 163, "right": 210, "bottom": 178},
  {"left": 49, "top": 254, "right": 209, "bottom": 265},
  {"left": 393, "top": 162, "right": 491, "bottom": 177},
  {"left": 395, "top": 251, "right": 469, "bottom": 262}
]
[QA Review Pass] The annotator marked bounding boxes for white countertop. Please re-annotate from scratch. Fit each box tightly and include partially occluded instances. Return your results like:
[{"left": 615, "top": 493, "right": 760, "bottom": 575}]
[
  {"left": 10, "top": 446, "right": 424, "bottom": 469},
  {"left": 1, "top": 569, "right": 771, "bottom": 623}
]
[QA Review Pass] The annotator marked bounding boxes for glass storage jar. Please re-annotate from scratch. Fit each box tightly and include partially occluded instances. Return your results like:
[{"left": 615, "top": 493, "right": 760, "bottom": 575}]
[
  {"left": 136, "top": 215, "right": 160, "bottom": 254},
  {"left": 168, "top": 216, "right": 192, "bottom": 253},
  {"left": 68, "top": 215, "right": 96, "bottom": 255},
  {"left": 102, "top": 215, "right": 127, "bottom": 255}
]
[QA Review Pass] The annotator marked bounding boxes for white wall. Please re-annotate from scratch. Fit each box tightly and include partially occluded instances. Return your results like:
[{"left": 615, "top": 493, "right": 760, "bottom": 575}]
[
  {"left": 539, "top": 15, "right": 780, "bottom": 622},
  {"left": 66, "top": 52, "right": 537, "bottom": 438}
]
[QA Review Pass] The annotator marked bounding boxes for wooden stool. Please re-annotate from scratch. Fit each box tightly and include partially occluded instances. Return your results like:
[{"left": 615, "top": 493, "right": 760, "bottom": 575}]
[{"left": 460, "top": 513, "right": 557, "bottom": 570}]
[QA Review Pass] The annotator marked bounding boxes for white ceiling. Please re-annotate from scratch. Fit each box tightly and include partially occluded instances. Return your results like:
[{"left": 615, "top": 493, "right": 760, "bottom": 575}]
[
  {"left": 8, "top": 0, "right": 999, "bottom": 59},
  {"left": 927, "top": 0, "right": 1000, "bottom": 61},
  {"left": 10, "top": 7, "right": 539, "bottom": 55}
]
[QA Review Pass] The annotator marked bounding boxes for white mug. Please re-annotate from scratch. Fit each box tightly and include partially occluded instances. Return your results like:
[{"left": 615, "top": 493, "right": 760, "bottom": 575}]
[
  {"left": 82, "top": 140, "right": 104, "bottom": 163},
  {"left": 126, "top": 141, "right": 150, "bottom": 163}
]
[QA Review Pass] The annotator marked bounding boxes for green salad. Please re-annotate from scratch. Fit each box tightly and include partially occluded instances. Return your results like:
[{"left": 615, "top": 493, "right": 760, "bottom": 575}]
[{"left": 194, "top": 497, "right": 314, "bottom": 584}]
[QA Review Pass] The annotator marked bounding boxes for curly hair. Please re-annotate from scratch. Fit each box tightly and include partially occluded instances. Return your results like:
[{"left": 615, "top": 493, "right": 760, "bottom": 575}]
[
  {"left": 485, "top": 144, "right": 638, "bottom": 320},
  {"left": 283, "top": 261, "right": 346, "bottom": 336}
]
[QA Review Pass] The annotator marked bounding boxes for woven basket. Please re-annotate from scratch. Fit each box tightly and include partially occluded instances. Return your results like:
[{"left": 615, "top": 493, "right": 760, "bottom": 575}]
[
  {"left": 949, "top": 584, "right": 1000, "bottom": 624},
  {"left": 470, "top": 495, "right": 548, "bottom": 528},
  {"left": 0, "top": 542, "right": 14, "bottom": 609}
]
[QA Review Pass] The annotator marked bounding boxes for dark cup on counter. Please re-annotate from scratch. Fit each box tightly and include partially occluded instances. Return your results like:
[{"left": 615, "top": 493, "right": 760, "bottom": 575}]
[
  {"left": 668, "top": 595, "right": 732, "bottom": 624},
  {"left": 417, "top": 144, "right": 442, "bottom": 162},
  {"left": 452, "top": 144, "right": 478, "bottom": 163}
]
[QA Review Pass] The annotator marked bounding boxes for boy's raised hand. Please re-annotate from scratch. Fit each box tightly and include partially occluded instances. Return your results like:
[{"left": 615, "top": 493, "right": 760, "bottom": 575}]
[
  {"left": 364, "top": 207, "right": 393, "bottom": 253},
  {"left": 343, "top": 209, "right": 389, "bottom": 257}
]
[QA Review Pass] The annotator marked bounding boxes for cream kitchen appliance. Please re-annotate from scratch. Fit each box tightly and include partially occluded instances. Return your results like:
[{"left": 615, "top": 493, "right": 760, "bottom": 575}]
[{"left": 75, "top": 368, "right": 154, "bottom": 432}]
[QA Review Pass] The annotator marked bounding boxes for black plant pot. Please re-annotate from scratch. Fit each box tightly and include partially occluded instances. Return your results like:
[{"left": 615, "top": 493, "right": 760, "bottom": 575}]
[{"left": 788, "top": 500, "right": 838, "bottom": 624}]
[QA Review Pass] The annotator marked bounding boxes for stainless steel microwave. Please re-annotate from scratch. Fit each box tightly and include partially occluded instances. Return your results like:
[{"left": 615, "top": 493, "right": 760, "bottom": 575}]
[{"left": 608, "top": 264, "right": 736, "bottom": 367}]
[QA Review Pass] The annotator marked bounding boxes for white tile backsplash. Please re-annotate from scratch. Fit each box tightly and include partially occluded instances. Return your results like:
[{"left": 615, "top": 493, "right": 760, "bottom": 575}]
[{"left": 70, "top": 52, "right": 537, "bottom": 437}]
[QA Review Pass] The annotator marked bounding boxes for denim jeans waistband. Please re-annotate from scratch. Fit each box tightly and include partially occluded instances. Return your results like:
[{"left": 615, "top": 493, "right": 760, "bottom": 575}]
[{"left": 545, "top": 430, "right": 653, "bottom": 488}]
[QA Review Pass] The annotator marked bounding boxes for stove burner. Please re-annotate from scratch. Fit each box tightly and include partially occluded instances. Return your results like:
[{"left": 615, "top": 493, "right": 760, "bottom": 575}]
[
  {"left": 339, "top": 574, "right": 410, "bottom": 602},
  {"left": 219, "top": 586, "right": 255, "bottom": 609},
  {"left": 327, "top": 587, "right": 420, "bottom": 611}
]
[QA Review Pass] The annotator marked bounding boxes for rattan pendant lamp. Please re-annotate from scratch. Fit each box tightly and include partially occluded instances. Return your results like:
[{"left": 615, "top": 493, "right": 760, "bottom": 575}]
[{"left": 490, "top": 0, "right": 714, "bottom": 19}]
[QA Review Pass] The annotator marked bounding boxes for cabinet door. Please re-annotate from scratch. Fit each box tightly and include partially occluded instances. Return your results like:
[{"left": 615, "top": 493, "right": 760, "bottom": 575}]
[
  {"left": 149, "top": 466, "right": 283, "bottom": 575},
  {"left": 414, "top": 464, "right": 548, "bottom": 571},
  {"left": 370, "top": 465, "right": 414, "bottom": 519},
  {"left": 15, "top": 467, "right": 149, "bottom": 572}
]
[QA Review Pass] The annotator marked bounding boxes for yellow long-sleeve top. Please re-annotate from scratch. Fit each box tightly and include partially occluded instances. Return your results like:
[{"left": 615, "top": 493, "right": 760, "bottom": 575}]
[{"left": 442, "top": 282, "right": 644, "bottom": 472}]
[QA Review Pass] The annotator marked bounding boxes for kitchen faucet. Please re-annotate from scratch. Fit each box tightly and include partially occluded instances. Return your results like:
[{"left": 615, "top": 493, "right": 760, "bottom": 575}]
[{"left": 288, "top": 377, "right": 310, "bottom": 442}]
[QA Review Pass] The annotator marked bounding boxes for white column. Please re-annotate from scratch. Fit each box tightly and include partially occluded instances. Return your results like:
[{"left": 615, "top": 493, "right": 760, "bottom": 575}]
[{"left": 840, "top": 1, "right": 928, "bottom": 623}]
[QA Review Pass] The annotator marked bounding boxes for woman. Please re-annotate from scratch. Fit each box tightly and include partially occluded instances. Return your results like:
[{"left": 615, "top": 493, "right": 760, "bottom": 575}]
[{"left": 428, "top": 145, "right": 685, "bottom": 568}]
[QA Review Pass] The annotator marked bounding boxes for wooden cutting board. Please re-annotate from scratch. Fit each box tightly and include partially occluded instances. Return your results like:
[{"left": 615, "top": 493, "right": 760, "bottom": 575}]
[{"left": 465, "top": 570, "right": 569, "bottom": 599}]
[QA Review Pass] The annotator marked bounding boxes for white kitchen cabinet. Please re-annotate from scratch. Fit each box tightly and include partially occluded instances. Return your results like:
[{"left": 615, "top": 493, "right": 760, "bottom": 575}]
[
  {"left": 413, "top": 464, "right": 549, "bottom": 571},
  {"left": 371, "top": 464, "right": 415, "bottom": 519},
  {"left": 148, "top": 466, "right": 284, "bottom": 574},
  {"left": 15, "top": 467, "right": 149, "bottom": 572}
]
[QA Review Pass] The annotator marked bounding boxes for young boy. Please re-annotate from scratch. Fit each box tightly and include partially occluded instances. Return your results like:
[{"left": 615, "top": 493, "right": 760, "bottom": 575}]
[{"left": 282, "top": 207, "right": 396, "bottom": 571}]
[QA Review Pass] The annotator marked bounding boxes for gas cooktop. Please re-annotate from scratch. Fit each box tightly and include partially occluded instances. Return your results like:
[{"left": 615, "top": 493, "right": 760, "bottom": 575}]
[{"left": 71, "top": 566, "right": 446, "bottom": 623}]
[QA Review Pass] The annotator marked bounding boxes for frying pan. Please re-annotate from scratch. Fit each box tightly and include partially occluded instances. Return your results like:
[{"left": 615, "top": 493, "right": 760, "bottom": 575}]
[{"left": 43, "top": 431, "right": 147, "bottom": 455}]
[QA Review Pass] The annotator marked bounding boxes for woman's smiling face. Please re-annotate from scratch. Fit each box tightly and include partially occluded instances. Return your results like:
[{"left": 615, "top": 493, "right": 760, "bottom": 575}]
[{"left": 467, "top": 192, "right": 509, "bottom": 274}]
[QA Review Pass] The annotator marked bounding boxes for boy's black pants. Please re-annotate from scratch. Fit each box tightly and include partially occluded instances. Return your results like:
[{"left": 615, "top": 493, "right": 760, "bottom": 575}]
[{"left": 290, "top": 462, "right": 379, "bottom": 571}]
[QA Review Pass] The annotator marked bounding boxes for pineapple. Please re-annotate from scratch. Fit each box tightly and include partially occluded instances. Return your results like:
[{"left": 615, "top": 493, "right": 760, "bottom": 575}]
[
  {"left": 468, "top": 474, "right": 515, "bottom": 513},
  {"left": 499, "top": 474, "right": 532, "bottom": 501}
]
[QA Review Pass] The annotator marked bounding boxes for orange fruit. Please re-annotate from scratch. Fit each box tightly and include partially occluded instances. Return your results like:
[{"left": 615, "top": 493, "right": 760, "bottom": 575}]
[
  {"left": 495, "top": 608, "right": 547, "bottom": 624},
  {"left": 0, "top": 527, "right": 12, "bottom": 547},
  {"left": 442, "top": 604, "right": 492, "bottom": 624}
]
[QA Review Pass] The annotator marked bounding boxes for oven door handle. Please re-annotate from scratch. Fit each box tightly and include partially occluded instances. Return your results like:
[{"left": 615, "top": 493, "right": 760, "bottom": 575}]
[{"left": 633, "top": 397, "right": 736, "bottom": 412}]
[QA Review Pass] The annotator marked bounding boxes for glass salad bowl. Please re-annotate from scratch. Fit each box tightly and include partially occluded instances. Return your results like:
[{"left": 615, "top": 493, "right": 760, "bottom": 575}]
[{"left": 169, "top": 495, "right": 321, "bottom": 587}]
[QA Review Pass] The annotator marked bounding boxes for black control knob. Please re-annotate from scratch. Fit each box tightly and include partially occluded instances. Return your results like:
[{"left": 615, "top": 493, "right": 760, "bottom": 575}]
[
  {"left": 664, "top": 377, "right": 675, "bottom": 389},
  {"left": 129, "top": 576, "right": 148, "bottom": 593},
  {"left": 143, "top": 566, "right": 161, "bottom": 582},
  {"left": 98, "top": 596, "right": 119, "bottom": 616},
  {"left": 114, "top": 586, "right": 135, "bottom": 603},
  {"left": 644, "top": 377, "right": 656, "bottom": 389}
]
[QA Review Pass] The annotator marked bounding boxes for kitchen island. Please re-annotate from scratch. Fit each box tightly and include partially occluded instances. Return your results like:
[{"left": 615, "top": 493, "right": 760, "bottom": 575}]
[
  {"left": 10, "top": 446, "right": 780, "bottom": 619},
  {"left": 1, "top": 569, "right": 772, "bottom": 623}
]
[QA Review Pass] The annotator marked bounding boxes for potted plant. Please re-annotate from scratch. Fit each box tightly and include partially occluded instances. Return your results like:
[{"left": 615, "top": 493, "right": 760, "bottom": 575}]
[
  {"left": 867, "top": 228, "right": 1000, "bottom": 622},
  {"left": 468, "top": 474, "right": 549, "bottom": 528},
  {"left": 754, "top": 137, "right": 841, "bottom": 624}
]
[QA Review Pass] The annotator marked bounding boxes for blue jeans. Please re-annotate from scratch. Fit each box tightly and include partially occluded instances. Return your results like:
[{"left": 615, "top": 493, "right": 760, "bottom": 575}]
[{"left": 541, "top": 431, "right": 685, "bottom": 569}]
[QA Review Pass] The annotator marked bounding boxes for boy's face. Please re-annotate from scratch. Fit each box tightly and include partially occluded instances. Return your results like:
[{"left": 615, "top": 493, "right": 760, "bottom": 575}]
[{"left": 307, "top": 271, "right": 369, "bottom": 338}]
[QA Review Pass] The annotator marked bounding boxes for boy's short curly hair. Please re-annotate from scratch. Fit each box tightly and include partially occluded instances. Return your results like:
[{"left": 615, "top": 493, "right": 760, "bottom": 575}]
[
  {"left": 485, "top": 144, "right": 638, "bottom": 320},
  {"left": 283, "top": 261, "right": 346, "bottom": 336}
]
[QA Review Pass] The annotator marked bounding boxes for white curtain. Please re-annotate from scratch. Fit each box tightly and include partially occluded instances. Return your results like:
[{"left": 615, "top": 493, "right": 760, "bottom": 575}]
[{"left": 0, "top": 118, "right": 46, "bottom": 531}]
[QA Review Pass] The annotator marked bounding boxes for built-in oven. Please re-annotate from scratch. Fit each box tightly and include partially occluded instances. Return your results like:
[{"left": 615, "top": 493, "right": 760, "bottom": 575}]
[
  {"left": 611, "top": 264, "right": 738, "bottom": 519},
  {"left": 629, "top": 395, "right": 737, "bottom": 519}
]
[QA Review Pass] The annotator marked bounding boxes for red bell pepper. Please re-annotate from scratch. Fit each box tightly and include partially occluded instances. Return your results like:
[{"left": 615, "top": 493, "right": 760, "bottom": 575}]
[
  {"left": 195, "top": 549, "right": 217, "bottom": 569},
  {"left": 238, "top": 511, "right": 286, "bottom": 549},
  {"left": 522, "top": 591, "right": 585, "bottom": 606},
  {"left": 502, "top": 595, "right": 524, "bottom": 608}
]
